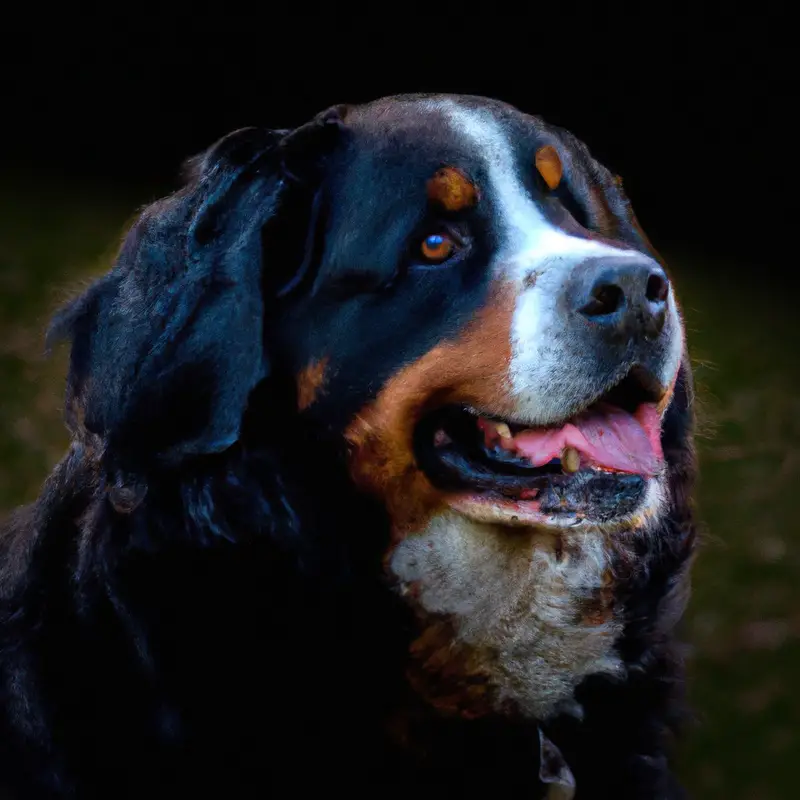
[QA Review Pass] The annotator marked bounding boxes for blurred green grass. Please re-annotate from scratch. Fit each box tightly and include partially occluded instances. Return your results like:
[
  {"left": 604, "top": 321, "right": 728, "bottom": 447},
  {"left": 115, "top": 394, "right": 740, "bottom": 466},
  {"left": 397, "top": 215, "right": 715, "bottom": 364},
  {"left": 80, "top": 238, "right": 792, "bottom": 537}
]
[{"left": 1, "top": 180, "right": 798, "bottom": 798}]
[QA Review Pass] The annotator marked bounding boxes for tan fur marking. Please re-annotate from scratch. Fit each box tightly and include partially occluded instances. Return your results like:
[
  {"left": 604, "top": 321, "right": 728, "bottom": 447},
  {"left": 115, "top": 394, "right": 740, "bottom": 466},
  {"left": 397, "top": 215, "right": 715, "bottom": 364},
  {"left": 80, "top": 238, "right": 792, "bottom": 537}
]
[
  {"left": 656, "top": 357, "right": 682, "bottom": 416},
  {"left": 297, "top": 357, "right": 329, "bottom": 411},
  {"left": 580, "top": 567, "right": 616, "bottom": 626},
  {"left": 406, "top": 619, "right": 499, "bottom": 719},
  {"left": 535, "top": 145, "right": 563, "bottom": 190},
  {"left": 426, "top": 166, "right": 479, "bottom": 211},
  {"left": 345, "top": 283, "right": 515, "bottom": 538}
]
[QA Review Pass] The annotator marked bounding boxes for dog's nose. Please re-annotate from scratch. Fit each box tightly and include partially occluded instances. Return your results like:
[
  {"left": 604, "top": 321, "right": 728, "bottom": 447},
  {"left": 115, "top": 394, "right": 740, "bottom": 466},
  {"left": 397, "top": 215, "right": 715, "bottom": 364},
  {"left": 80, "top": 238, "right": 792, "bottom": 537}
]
[{"left": 571, "top": 257, "right": 670, "bottom": 341}]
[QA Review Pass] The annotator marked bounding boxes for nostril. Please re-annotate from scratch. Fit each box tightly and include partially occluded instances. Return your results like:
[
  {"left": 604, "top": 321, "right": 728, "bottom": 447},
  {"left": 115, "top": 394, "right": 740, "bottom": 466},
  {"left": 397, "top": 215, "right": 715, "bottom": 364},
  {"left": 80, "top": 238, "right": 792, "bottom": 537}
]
[
  {"left": 645, "top": 272, "right": 669, "bottom": 303},
  {"left": 579, "top": 283, "right": 624, "bottom": 317}
]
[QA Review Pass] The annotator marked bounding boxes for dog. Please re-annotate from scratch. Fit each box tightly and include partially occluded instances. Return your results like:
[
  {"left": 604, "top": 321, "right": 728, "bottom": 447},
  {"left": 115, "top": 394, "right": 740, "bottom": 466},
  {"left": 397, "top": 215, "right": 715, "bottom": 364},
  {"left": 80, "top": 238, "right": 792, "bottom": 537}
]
[{"left": 0, "top": 94, "right": 697, "bottom": 798}]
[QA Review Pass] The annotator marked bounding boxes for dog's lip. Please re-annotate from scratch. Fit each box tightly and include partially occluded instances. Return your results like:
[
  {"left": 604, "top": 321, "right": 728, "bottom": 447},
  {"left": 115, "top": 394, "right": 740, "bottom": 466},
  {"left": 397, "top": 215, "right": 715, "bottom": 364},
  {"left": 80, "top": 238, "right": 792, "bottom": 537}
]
[
  {"left": 446, "top": 492, "right": 588, "bottom": 528},
  {"left": 414, "top": 401, "right": 656, "bottom": 522},
  {"left": 414, "top": 365, "right": 668, "bottom": 484},
  {"left": 444, "top": 488, "right": 649, "bottom": 531},
  {"left": 411, "top": 366, "right": 669, "bottom": 526}
]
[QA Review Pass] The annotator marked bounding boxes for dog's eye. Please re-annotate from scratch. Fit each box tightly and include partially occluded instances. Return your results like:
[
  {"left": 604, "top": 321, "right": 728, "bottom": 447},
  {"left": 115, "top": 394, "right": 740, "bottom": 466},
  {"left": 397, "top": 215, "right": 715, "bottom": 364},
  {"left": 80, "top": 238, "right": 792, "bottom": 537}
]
[{"left": 420, "top": 233, "right": 456, "bottom": 263}]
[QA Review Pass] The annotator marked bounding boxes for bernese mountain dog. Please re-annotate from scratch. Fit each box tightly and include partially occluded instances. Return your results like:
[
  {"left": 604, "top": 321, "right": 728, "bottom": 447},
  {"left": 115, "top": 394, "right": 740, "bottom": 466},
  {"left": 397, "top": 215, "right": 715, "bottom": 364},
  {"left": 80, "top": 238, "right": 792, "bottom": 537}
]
[{"left": 0, "top": 94, "right": 697, "bottom": 798}]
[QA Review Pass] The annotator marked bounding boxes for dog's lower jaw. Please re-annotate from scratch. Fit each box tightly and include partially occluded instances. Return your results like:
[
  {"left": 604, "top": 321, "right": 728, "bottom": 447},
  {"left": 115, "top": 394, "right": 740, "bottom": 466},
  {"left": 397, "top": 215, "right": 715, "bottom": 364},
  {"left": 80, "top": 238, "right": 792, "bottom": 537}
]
[{"left": 443, "top": 471, "right": 668, "bottom": 533}]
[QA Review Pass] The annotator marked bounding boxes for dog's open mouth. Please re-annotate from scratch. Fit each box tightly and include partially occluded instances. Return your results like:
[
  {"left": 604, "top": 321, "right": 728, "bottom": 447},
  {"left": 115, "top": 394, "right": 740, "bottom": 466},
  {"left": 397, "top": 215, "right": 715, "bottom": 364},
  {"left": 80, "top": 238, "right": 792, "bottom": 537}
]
[{"left": 414, "top": 369, "right": 667, "bottom": 526}]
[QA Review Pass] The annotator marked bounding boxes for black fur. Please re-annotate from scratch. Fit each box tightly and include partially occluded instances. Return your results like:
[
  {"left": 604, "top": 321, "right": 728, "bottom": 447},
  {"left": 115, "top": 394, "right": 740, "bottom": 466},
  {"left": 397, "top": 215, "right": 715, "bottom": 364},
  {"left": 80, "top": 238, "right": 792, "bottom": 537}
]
[{"left": 0, "top": 95, "right": 697, "bottom": 798}]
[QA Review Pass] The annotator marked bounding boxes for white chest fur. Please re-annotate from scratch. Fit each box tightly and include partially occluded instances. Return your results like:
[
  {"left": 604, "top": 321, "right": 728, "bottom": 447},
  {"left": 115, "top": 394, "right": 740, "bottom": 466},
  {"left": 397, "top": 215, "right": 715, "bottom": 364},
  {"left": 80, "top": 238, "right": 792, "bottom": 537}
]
[{"left": 388, "top": 511, "right": 626, "bottom": 720}]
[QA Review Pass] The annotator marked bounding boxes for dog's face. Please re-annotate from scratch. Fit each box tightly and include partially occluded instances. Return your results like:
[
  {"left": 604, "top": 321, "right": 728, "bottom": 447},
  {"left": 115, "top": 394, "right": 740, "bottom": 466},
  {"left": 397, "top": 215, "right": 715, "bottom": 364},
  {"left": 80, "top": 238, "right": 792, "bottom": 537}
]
[
  {"left": 270, "top": 95, "right": 688, "bottom": 720},
  {"left": 57, "top": 94, "right": 691, "bottom": 723},
  {"left": 278, "top": 95, "right": 682, "bottom": 532}
]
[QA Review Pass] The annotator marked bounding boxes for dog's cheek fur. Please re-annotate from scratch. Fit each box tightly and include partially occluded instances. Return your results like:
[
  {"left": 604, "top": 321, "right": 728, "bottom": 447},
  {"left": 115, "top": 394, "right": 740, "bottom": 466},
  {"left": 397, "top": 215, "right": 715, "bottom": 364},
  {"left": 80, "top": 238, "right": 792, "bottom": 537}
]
[{"left": 344, "top": 281, "right": 515, "bottom": 537}]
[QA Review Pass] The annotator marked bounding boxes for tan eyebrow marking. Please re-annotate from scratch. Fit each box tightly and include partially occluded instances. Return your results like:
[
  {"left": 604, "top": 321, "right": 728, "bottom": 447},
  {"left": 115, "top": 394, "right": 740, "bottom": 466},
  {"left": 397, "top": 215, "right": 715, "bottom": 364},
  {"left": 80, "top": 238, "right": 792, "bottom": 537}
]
[
  {"left": 426, "top": 166, "right": 479, "bottom": 211},
  {"left": 535, "top": 144, "right": 563, "bottom": 190}
]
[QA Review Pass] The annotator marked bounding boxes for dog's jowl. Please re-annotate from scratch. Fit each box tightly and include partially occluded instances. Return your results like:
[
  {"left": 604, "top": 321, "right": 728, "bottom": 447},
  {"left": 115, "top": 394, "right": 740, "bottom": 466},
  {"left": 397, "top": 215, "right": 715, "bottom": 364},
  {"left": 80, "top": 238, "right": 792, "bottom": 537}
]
[{"left": 0, "top": 95, "right": 696, "bottom": 799}]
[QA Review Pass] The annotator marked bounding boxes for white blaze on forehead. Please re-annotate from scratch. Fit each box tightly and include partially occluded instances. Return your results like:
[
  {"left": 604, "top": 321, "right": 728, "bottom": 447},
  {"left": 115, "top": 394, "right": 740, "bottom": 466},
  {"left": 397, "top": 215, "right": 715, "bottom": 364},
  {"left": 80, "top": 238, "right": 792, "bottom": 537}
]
[{"left": 436, "top": 101, "right": 639, "bottom": 270}]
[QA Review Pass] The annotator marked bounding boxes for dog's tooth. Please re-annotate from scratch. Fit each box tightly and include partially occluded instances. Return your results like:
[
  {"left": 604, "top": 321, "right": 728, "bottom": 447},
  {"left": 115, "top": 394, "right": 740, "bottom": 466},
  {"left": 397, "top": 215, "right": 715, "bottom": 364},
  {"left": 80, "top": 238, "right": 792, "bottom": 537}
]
[
  {"left": 495, "top": 422, "right": 512, "bottom": 440},
  {"left": 562, "top": 447, "right": 581, "bottom": 473}
]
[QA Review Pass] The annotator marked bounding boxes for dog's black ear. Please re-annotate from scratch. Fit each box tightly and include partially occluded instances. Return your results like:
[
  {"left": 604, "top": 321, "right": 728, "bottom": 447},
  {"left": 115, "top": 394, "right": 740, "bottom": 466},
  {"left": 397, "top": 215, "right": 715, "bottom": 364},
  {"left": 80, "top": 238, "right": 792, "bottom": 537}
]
[{"left": 48, "top": 108, "right": 348, "bottom": 473}]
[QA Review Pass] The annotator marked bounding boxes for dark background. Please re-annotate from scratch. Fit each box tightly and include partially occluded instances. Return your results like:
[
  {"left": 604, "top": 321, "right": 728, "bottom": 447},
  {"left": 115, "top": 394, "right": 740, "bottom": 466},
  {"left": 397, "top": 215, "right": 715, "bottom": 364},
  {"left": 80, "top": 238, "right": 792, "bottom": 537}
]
[
  {"left": 4, "top": 6, "right": 796, "bottom": 266},
  {"left": 1, "top": 6, "right": 798, "bottom": 798}
]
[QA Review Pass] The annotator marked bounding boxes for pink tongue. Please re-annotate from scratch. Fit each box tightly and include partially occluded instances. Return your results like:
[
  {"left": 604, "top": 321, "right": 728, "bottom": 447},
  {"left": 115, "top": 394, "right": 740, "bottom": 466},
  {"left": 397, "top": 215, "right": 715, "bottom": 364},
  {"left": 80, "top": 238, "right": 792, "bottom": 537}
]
[{"left": 510, "top": 403, "right": 663, "bottom": 476}]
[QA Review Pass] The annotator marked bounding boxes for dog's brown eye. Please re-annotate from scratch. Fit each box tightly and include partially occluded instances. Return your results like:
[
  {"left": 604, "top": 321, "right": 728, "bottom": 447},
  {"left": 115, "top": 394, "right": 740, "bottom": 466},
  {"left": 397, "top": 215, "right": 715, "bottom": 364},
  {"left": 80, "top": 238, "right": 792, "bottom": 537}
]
[
  {"left": 420, "top": 233, "right": 456, "bottom": 263},
  {"left": 535, "top": 144, "right": 563, "bottom": 190}
]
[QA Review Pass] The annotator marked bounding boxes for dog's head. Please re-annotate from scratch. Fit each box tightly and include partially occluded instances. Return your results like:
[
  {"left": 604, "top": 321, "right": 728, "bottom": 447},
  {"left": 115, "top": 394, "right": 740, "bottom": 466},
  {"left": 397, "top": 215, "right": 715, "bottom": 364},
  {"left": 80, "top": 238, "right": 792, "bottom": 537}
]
[{"left": 53, "top": 94, "right": 694, "bottom": 720}]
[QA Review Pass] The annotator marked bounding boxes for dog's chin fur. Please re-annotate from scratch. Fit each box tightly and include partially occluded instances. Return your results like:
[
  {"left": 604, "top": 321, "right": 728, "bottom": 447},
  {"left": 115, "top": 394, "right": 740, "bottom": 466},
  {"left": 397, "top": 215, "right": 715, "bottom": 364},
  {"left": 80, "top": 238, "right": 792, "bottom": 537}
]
[
  {"left": 388, "top": 510, "right": 629, "bottom": 721},
  {"left": 0, "top": 94, "right": 698, "bottom": 799}
]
